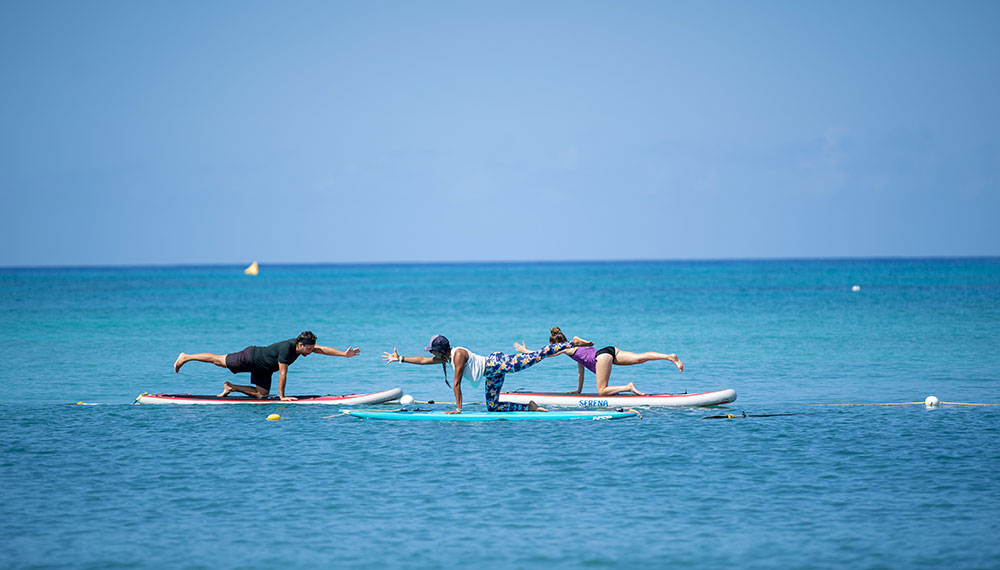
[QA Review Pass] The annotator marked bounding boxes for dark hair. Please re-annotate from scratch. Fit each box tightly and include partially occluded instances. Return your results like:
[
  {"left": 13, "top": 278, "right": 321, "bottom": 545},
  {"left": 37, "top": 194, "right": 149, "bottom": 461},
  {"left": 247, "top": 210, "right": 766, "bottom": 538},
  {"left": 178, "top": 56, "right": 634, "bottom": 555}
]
[
  {"left": 296, "top": 331, "right": 317, "bottom": 345},
  {"left": 433, "top": 349, "right": 452, "bottom": 387},
  {"left": 549, "top": 326, "right": 567, "bottom": 344}
]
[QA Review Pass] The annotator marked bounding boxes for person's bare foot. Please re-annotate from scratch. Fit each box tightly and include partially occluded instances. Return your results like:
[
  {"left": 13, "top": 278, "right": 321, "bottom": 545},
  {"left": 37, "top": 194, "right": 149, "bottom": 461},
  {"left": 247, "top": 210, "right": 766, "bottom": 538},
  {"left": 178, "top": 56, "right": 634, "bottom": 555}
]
[
  {"left": 572, "top": 336, "right": 594, "bottom": 347},
  {"left": 666, "top": 354, "right": 684, "bottom": 372},
  {"left": 527, "top": 401, "right": 549, "bottom": 412},
  {"left": 217, "top": 382, "right": 234, "bottom": 398},
  {"left": 174, "top": 353, "right": 187, "bottom": 373},
  {"left": 626, "top": 382, "right": 647, "bottom": 396}
]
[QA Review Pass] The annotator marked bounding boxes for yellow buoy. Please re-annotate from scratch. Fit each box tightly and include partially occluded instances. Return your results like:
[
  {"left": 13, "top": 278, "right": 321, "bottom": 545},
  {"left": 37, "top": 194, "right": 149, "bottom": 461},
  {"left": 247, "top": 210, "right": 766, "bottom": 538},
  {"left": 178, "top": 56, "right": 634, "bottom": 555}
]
[
  {"left": 266, "top": 414, "right": 281, "bottom": 421},
  {"left": 244, "top": 261, "right": 259, "bottom": 276}
]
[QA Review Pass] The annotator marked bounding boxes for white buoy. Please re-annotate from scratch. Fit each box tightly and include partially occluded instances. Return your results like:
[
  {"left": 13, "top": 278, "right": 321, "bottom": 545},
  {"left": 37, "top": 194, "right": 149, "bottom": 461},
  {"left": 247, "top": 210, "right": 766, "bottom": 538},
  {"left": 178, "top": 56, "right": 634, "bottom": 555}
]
[
  {"left": 400, "top": 394, "right": 414, "bottom": 406},
  {"left": 925, "top": 395, "right": 939, "bottom": 409},
  {"left": 852, "top": 285, "right": 861, "bottom": 292}
]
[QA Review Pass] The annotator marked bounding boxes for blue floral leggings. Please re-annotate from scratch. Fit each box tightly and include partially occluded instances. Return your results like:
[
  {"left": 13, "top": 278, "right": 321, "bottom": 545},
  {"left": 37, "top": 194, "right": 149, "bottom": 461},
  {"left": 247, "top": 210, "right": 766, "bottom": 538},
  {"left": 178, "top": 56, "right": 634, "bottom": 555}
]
[{"left": 483, "top": 341, "right": 574, "bottom": 411}]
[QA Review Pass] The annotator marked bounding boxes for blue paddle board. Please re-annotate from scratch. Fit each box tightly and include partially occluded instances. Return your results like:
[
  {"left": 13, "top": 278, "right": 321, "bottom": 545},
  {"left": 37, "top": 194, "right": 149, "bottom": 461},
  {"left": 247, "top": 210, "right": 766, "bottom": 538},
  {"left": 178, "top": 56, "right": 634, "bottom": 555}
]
[{"left": 343, "top": 410, "right": 638, "bottom": 421}]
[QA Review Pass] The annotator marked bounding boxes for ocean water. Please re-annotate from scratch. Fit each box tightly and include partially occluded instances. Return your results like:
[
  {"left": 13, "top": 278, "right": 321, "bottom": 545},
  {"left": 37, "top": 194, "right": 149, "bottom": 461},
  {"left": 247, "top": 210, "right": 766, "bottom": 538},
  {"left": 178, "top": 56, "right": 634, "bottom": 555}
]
[{"left": 1, "top": 259, "right": 998, "bottom": 569}]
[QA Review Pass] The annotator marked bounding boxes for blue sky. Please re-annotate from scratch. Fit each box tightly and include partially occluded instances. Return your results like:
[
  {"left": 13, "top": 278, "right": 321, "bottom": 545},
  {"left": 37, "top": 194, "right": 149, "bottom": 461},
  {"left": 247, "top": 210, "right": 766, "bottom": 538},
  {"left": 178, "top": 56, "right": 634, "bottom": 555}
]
[{"left": 2, "top": 1, "right": 998, "bottom": 266}]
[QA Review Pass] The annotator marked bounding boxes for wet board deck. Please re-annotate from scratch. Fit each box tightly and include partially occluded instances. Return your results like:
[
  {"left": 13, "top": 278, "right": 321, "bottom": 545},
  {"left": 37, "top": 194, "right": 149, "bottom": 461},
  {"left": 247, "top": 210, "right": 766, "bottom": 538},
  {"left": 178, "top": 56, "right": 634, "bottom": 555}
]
[
  {"left": 135, "top": 388, "right": 403, "bottom": 405},
  {"left": 343, "top": 410, "right": 638, "bottom": 421},
  {"left": 500, "top": 388, "right": 736, "bottom": 408}
]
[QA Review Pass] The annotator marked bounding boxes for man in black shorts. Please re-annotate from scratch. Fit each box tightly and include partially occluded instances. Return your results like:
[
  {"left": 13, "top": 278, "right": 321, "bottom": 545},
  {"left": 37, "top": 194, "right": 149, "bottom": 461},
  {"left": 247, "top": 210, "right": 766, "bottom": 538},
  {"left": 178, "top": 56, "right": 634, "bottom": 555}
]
[{"left": 173, "top": 331, "right": 361, "bottom": 400}]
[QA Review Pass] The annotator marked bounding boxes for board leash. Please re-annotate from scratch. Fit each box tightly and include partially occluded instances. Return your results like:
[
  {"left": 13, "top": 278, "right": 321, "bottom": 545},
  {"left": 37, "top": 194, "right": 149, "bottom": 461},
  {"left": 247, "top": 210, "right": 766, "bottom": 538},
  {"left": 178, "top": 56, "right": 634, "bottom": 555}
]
[
  {"left": 322, "top": 410, "right": 352, "bottom": 419},
  {"left": 810, "top": 402, "right": 996, "bottom": 407},
  {"left": 620, "top": 407, "right": 642, "bottom": 419},
  {"left": 705, "top": 399, "right": 997, "bottom": 419}
]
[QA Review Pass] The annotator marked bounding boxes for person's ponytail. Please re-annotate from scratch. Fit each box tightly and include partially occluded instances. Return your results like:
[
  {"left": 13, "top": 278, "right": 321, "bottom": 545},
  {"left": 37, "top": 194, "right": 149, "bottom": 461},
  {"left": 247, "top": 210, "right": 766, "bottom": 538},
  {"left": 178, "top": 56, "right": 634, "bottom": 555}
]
[{"left": 549, "top": 327, "right": 567, "bottom": 344}]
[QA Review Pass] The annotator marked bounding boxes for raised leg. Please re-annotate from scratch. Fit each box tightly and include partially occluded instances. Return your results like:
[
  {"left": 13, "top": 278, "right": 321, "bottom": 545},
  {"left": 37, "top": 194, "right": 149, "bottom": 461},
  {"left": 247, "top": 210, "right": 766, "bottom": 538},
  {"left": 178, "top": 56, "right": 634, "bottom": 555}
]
[
  {"left": 488, "top": 341, "right": 574, "bottom": 376},
  {"left": 175, "top": 352, "right": 227, "bottom": 373},
  {"left": 612, "top": 349, "right": 683, "bottom": 372}
]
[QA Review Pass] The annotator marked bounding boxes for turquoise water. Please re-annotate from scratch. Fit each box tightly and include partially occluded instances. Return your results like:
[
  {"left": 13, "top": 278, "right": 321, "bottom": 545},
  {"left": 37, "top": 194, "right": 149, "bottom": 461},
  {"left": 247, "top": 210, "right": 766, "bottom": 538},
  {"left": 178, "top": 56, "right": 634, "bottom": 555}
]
[{"left": 2, "top": 259, "right": 999, "bottom": 568}]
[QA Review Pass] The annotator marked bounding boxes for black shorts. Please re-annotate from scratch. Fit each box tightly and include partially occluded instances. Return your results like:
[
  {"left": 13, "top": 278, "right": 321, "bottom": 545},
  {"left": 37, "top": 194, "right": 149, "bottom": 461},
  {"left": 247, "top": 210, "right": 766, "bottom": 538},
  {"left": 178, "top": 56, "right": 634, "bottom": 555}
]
[
  {"left": 225, "top": 346, "right": 274, "bottom": 391},
  {"left": 595, "top": 346, "right": 618, "bottom": 363}
]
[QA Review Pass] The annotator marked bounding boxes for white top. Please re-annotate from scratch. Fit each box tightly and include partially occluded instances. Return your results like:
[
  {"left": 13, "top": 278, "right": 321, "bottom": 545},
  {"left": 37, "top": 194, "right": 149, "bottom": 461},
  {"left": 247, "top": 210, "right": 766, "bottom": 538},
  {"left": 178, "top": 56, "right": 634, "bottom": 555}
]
[{"left": 452, "top": 347, "right": 487, "bottom": 387}]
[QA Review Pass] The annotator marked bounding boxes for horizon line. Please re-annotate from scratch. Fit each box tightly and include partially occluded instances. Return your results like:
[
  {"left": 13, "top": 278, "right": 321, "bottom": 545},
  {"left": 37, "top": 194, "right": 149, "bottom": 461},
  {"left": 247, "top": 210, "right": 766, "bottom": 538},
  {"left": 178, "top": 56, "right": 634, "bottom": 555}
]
[{"left": 2, "top": 254, "right": 998, "bottom": 271}]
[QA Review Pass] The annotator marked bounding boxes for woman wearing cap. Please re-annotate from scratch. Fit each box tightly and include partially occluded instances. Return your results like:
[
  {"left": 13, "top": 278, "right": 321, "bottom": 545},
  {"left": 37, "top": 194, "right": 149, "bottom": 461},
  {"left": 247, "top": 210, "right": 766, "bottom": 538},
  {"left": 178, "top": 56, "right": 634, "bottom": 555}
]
[
  {"left": 513, "top": 327, "right": 684, "bottom": 396},
  {"left": 382, "top": 334, "right": 593, "bottom": 414}
]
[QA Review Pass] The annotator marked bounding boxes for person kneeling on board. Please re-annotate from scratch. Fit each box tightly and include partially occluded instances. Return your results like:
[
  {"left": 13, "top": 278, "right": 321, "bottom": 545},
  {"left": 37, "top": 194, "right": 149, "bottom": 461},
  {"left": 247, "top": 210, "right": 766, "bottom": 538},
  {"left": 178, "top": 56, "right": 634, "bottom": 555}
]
[
  {"left": 514, "top": 327, "right": 684, "bottom": 396},
  {"left": 173, "top": 331, "right": 361, "bottom": 401},
  {"left": 381, "top": 334, "right": 593, "bottom": 414}
]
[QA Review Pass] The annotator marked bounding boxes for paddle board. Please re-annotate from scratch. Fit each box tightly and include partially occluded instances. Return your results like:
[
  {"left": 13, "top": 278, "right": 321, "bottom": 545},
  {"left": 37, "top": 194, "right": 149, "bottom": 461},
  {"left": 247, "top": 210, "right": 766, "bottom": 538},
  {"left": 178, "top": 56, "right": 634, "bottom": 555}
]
[
  {"left": 499, "top": 388, "right": 736, "bottom": 408},
  {"left": 135, "top": 387, "right": 403, "bottom": 405},
  {"left": 343, "top": 409, "right": 638, "bottom": 421}
]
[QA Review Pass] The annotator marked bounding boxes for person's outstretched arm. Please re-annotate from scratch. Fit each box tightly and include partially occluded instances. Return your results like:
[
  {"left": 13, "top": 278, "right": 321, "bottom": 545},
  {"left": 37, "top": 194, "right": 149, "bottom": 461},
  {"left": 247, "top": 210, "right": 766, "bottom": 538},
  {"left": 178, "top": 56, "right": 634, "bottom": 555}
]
[
  {"left": 381, "top": 347, "right": 442, "bottom": 365},
  {"left": 314, "top": 345, "right": 361, "bottom": 357}
]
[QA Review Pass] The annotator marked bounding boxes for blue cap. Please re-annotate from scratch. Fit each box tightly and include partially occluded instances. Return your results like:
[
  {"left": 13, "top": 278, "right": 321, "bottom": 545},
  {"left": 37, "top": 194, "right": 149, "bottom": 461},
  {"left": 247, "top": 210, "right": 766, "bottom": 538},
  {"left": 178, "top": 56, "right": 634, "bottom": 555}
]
[{"left": 424, "top": 335, "right": 450, "bottom": 353}]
